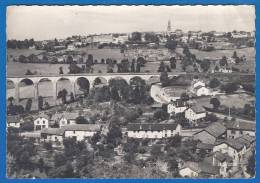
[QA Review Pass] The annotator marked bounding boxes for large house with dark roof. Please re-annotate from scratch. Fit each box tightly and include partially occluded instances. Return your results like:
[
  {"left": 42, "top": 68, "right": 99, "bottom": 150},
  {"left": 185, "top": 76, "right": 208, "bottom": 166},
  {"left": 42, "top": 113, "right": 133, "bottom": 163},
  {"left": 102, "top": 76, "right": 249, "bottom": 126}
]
[
  {"left": 51, "top": 112, "right": 78, "bottom": 128},
  {"left": 226, "top": 120, "right": 255, "bottom": 139},
  {"left": 193, "top": 122, "right": 226, "bottom": 144},
  {"left": 126, "top": 123, "right": 182, "bottom": 139}
]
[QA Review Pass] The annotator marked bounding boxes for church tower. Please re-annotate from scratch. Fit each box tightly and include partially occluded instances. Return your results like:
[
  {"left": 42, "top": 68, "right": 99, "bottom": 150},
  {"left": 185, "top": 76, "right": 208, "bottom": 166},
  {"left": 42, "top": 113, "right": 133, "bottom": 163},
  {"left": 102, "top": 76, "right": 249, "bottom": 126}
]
[{"left": 167, "top": 19, "right": 172, "bottom": 33}]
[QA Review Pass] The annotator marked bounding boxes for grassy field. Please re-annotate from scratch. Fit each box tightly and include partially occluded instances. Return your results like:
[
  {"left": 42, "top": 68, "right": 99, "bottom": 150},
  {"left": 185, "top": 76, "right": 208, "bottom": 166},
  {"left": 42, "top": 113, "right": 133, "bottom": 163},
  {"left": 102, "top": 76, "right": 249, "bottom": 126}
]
[{"left": 193, "top": 93, "right": 255, "bottom": 109}]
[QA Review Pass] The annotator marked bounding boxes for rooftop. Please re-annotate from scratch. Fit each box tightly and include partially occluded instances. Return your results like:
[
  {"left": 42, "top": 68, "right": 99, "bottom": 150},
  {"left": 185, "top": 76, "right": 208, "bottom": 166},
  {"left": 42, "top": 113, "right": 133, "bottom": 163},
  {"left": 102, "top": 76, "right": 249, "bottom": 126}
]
[
  {"left": 189, "top": 105, "right": 206, "bottom": 114},
  {"left": 227, "top": 121, "right": 255, "bottom": 131},
  {"left": 204, "top": 122, "right": 226, "bottom": 138},
  {"left": 127, "top": 123, "right": 179, "bottom": 131}
]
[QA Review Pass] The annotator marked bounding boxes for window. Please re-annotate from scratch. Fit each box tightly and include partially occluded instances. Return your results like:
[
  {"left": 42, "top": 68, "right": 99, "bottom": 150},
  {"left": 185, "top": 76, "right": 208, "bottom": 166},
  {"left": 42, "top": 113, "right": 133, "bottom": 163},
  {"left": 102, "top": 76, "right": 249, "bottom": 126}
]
[
  {"left": 67, "top": 121, "right": 70, "bottom": 124},
  {"left": 37, "top": 120, "right": 39, "bottom": 124},
  {"left": 73, "top": 130, "right": 76, "bottom": 134},
  {"left": 43, "top": 120, "right": 45, "bottom": 124},
  {"left": 240, "top": 130, "right": 243, "bottom": 134}
]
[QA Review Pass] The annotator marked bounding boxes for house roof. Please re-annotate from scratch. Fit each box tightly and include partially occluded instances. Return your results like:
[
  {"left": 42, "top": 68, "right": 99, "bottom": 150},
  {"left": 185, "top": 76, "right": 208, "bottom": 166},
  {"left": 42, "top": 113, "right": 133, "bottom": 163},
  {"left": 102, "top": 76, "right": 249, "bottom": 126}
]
[
  {"left": 7, "top": 115, "right": 21, "bottom": 123},
  {"left": 35, "top": 113, "right": 50, "bottom": 120},
  {"left": 189, "top": 105, "right": 206, "bottom": 114},
  {"left": 194, "top": 122, "right": 226, "bottom": 138},
  {"left": 215, "top": 139, "right": 244, "bottom": 151},
  {"left": 51, "top": 112, "right": 79, "bottom": 121},
  {"left": 214, "top": 151, "right": 233, "bottom": 163},
  {"left": 196, "top": 143, "right": 214, "bottom": 150},
  {"left": 180, "top": 161, "right": 200, "bottom": 173},
  {"left": 227, "top": 121, "right": 255, "bottom": 132},
  {"left": 41, "top": 128, "right": 64, "bottom": 136},
  {"left": 62, "top": 124, "right": 101, "bottom": 132},
  {"left": 127, "top": 123, "right": 179, "bottom": 131},
  {"left": 204, "top": 122, "right": 226, "bottom": 138},
  {"left": 151, "top": 103, "right": 163, "bottom": 108},
  {"left": 239, "top": 135, "right": 255, "bottom": 144},
  {"left": 199, "top": 162, "right": 219, "bottom": 175},
  {"left": 180, "top": 161, "right": 219, "bottom": 175}
]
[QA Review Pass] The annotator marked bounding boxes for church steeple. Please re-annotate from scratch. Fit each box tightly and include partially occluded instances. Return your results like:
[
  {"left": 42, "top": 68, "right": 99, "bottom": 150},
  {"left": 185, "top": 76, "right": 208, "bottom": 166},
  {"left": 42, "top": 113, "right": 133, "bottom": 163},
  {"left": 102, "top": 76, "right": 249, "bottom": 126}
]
[{"left": 167, "top": 19, "right": 172, "bottom": 33}]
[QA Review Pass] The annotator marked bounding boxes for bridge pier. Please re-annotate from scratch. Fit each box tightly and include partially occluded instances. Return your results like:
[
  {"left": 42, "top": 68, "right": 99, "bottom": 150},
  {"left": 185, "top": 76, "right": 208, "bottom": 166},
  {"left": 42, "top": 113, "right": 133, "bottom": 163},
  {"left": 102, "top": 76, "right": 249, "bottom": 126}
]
[
  {"left": 14, "top": 83, "right": 19, "bottom": 104},
  {"left": 52, "top": 81, "right": 57, "bottom": 103},
  {"left": 34, "top": 83, "right": 39, "bottom": 100}
]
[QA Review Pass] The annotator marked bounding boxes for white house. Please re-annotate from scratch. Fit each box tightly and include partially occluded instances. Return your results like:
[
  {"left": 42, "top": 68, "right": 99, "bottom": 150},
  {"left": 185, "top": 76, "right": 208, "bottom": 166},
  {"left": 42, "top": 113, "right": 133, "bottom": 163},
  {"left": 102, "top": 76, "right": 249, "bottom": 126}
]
[
  {"left": 7, "top": 115, "right": 23, "bottom": 128},
  {"left": 63, "top": 124, "right": 102, "bottom": 141},
  {"left": 167, "top": 100, "right": 187, "bottom": 115},
  {"left": 126, "top": 123, "right": 182, "bottom": 139},
  {"left": 40, "top": 128, "right": 64, "bottom": 143},
  {"left": 51, "top": 112, "right": 78, "bottom": 128},
  {"left": 185, "top": 105, "right": 206, "bottom": 125},
  {"left": 193, "top": 86, "right": 211, "bottom": 97},
  {"left": 67, "top": 44, "right": 76, "bottom": 51},
  {"left": 34, "top": 113, "right": 49, "bottom": 131}
]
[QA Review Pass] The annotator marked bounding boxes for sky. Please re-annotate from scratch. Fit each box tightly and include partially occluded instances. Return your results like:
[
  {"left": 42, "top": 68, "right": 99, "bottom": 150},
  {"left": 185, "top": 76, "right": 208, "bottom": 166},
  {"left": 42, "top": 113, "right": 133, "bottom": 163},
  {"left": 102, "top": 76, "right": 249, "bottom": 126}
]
[{"left": 7, "top": 5, "right": 255, "bottom": 41}]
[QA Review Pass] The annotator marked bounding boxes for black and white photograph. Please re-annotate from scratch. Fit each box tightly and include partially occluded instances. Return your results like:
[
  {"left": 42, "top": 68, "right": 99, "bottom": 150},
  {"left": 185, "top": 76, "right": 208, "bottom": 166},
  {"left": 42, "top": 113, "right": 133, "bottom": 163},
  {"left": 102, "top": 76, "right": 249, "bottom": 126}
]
[{"left": 6, "top": 5, "right": 256, "bottom": 178}]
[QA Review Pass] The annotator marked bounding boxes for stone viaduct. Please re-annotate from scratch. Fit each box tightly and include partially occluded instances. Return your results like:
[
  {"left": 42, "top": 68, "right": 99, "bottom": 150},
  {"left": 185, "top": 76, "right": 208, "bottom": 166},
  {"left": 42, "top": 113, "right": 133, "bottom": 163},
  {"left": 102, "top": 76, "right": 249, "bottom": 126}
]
[{"left": 7, "top": 73, "right": 182, "bottom": 103}]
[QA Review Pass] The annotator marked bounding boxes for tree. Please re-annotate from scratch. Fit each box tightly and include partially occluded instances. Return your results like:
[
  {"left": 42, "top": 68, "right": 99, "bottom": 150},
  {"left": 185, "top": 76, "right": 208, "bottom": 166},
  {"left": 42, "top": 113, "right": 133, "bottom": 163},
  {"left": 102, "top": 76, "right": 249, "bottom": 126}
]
[
  {"left": 209, "top": 78, "right": 221, "bottom": 88},
  {"left": 158, "top": 61, "right": 166, "bottom": 72},
  {"left": 200, "top": 59, "right": 211, "bottom": 72},
  {"left": 221, "top": 83, "right": 239, "bottom": 94},
  {"left": 165, "top": 36, "right": 177, "bottom": 51},
  {"left": 38, "top": 96, "right": 43, "bottom": 110},
  {"left": 75, "top": 116, "right": 88, "bottom": 124},
  {"left": 59, "top": 67, "right": 64, "bottom": 74},
  {"left": 160, "top": 71, "right": 169, "bottom": 87},
  {"left": 150, "top": 145, "right": 162, "bottom": 159},
  {"left": 246, "top": 150, "right": 255, "bottom": 177},
  {"left": 18, "top": 55, "right": 27, "bottom": 63},
  {"left": 58, "top": 89, "right": 68, "bottom": 104},
  {"left": 25, "top": 98, "right": 32, "bottom": 112},
  {"left": 232, "top": 51, "right": 238, "bottom": 59},
  {"left": 210, "top": 97, "right": 221, "bottom": 110},
  {"left": 70, "top": 92, "right": 75, "bottom": 102},
  {"left": 106, "top": 124, "right": 122, "bottom": 147},
  {"left": 130, "top": 32, "right": 142, "bottom": 42},
  {"left": 170, "top": 57, "right": 177, "bottom": 69},
  {"left": 180, "top": 92, "right": 189, "bottom": 102},
  {"left": 219, "top": 56, "right": 228, "bottom": 66},
  {"left": 153, "top": 109, "right": 169, "bottom": 121}
]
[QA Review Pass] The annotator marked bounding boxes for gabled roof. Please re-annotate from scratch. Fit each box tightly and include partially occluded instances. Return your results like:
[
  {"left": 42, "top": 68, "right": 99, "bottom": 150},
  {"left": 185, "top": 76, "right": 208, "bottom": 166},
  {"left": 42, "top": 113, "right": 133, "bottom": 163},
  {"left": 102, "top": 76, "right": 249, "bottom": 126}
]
[
  {"left": 7, "top": 115, "right": 21, "bottom": 124},
  {"left": 239, "top": 135, "right": 255, "bottom": 144},
  {"left": 199, "top": 162, "right": 219, "bottom": 175},
  {"left": 227, "top": 121, "right": 255, "bottom": 132},
  {"left": 215, "top": 139, "right": 244, "bottom": 151},
  {"left": 189, "top": 105, "right": 206, "bottom": 114},
  {"left": 127, "top": 123, "right": 179, "bottom": 131},
  {"left": 180, "top": 161, "right": 200, "bottom": 173},
  {"left": 41, "top": 128, "right": 64, "bottom": 136},
  {"left": 204, "top": 122, "right": 226, "bottom": 138},
  {"left": 35, "top": 113, "right": 50, "bottom": 120},
  {"left": 62, "top": 124, "right": 101, "bottom": 132},
  {"left": 214, "top": 151, "right": 233, "bottom": 163},
  {"left": 180, "top": 161, "right": 219, "bottom": 175},
  {"left": 196, "top": 143, "right": 214, "bottom": 150},
  {"left": 51, "top": 112, "right": 79, "bottom": 121},
  {"left": 194, "top": 122, "right": 226, "bottom": 138}
]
